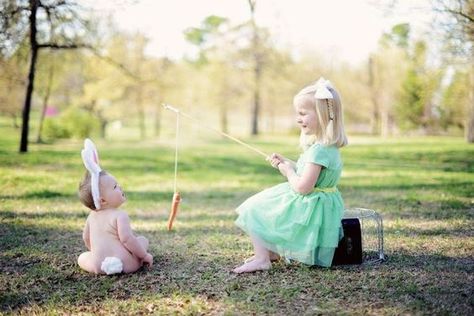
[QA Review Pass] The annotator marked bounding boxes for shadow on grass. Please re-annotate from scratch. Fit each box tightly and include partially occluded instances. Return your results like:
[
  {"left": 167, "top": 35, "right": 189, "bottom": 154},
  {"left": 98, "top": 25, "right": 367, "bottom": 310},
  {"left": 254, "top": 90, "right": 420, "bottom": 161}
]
[
  {"left": 0, "top": 209, "right": 88, "bottom": 221},
  {"left": 0, "top": 189, "right": 257, "bottom": 208},
  {"left": 342, "top": 180, "right": 473, "bottom": 194},
  {"left": 344, "top": 144, "right": 474, "bottom": 172},
  {"left": 1, "top": 215, "right": 473, "bottom": 314},
  {"left": 16, "top": 190, "right": 70, "bottom": 199},
  {"left": 2, "top": 181, "right": 471, "bottom": 223}
]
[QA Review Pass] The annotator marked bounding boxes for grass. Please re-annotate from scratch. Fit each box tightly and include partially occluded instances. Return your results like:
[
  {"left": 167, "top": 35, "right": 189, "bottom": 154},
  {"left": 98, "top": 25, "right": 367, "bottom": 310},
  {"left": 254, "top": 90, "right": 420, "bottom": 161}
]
[{"left": 0, "top": 120, "right": 473, "bottom": 315}]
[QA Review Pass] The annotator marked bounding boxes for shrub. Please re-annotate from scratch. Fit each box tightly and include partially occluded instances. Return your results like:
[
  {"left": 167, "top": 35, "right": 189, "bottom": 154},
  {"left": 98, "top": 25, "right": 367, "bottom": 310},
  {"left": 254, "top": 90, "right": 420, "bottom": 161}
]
[
  {"left": 43, "top": 117, "right": 71, "bottom": 140},
  {"left": 62, "top": 107, "right": 99, "bottom": 139},
  {"left": 42, "top": 108, "right": 99, "bottom": 141}
]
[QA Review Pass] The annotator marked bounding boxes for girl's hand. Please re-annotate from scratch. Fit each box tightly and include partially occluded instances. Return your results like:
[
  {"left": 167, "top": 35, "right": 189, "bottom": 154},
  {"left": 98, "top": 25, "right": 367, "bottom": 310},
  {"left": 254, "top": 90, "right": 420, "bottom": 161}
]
[
  {"left": 268, "top": 153, "right": 284, "bottom": 169},
  {"left": 278, "top": 161, "right": 293, "bottom": 177},
  {"left": 142, "top": 253, "right": 153, "bottom": 267}
]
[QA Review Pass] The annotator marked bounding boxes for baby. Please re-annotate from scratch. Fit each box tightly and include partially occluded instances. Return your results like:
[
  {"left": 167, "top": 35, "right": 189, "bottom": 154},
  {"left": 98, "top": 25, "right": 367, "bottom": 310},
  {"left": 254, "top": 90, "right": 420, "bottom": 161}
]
[{"left": 77, "top": 139, "right": 153, "bottom": 274}]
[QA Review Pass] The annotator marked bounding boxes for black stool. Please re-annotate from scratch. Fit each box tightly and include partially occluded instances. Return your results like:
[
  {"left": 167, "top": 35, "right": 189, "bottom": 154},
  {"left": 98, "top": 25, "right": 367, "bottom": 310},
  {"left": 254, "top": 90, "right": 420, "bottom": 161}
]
[{"left": 332, "top": 218, "right": 363, "bottom": 265}]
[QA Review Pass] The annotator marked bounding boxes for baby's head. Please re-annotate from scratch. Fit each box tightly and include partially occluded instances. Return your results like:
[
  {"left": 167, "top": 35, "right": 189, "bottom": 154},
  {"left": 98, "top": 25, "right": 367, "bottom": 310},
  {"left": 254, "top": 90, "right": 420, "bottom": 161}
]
[{"left": 78, "top": 170, "right": 126, "bottom": 211}]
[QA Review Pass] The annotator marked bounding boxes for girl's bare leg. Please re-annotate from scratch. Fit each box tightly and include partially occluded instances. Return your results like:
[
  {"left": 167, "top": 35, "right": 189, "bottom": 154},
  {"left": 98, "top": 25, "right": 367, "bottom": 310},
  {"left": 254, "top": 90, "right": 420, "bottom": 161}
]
[
  {"left": 244, "top": 251, "right": 280, "bottom": 263},
  {"left": 233, "top": 235, "right": 272, "bottom": 273}
]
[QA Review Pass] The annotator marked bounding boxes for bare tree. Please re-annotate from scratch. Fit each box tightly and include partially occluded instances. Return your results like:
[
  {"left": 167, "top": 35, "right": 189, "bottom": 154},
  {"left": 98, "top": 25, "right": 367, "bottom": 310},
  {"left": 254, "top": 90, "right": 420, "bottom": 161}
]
[
  {"left": 1, "top": 0, "right": 91, "bottom": 152},
  {"left": 432, "top": 0, "right": 474, "bottom": 142},
  {"left": 368, "top": 55, "right": 380, "bottom": 135},
  {"left": 247, "top": 0, "right": 263, "bottom": 136}
]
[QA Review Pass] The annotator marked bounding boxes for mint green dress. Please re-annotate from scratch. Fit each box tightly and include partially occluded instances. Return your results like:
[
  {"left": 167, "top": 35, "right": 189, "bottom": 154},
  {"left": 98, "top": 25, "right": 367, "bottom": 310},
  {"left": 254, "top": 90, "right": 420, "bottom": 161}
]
[{"left": 235, "top": 143, "right": 344, "bottom": 267}]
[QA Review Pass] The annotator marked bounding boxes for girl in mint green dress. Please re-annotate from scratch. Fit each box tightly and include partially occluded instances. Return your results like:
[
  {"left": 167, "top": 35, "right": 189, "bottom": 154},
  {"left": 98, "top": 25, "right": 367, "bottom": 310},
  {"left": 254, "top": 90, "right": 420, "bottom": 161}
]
[{"left": 233, "top": 77, "right": 348, "bottom": 273}]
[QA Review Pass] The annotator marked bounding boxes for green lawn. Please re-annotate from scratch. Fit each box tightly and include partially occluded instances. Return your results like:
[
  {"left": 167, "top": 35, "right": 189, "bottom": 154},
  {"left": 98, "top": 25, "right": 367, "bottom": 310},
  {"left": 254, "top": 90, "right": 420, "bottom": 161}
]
[{"left": 1, "top": 121, "right": 473, "bottom": 315}]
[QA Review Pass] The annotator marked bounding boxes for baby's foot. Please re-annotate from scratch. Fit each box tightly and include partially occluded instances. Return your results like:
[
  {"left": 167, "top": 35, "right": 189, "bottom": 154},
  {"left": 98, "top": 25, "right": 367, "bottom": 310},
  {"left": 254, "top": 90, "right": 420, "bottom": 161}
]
[
  {"left": 244, "top": 253, "right": 280, "bottom": 264},
  {"left": 233, "top": 258, "right": 271, "bottom": 274}
]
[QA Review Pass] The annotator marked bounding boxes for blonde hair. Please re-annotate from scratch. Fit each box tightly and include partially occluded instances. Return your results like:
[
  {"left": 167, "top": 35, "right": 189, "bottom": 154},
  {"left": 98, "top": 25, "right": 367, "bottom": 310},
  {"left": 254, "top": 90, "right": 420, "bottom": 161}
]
[
  {"left": 294, "top": 81, "right": 348, "bottom": 149},
  {"left": 78, "top": 170, "right": 107, "bottom": 210}
]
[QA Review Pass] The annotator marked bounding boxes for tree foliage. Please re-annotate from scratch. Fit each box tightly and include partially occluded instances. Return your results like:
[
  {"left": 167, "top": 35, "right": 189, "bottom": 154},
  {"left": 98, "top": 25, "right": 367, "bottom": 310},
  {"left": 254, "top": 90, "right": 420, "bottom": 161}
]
[{"left": 0, "top": 3, "right": 472, "bottom": 144}]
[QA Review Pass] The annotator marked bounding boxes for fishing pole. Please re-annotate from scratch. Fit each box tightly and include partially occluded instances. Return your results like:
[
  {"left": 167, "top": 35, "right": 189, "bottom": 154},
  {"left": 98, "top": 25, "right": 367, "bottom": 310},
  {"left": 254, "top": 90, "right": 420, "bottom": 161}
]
[{"left": 163, "top": 103, "right": 269, "bottom": 231}]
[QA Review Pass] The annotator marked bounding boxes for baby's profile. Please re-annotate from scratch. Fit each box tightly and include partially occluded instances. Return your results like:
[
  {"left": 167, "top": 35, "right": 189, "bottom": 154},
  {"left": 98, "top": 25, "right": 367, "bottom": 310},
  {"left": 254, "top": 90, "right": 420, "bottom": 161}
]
[{"left": 77, "top": 139, "right": 152, "bottom": 275}]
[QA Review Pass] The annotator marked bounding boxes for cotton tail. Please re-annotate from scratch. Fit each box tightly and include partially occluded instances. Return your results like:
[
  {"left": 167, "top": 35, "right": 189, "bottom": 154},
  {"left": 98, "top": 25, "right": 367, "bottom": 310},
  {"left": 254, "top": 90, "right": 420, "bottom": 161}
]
[
  {"left": 167, "top": 192, "right": 181, "bottom": 231},
  {"left": 101, "top": 257, "right": 123, "bottom": 275}
]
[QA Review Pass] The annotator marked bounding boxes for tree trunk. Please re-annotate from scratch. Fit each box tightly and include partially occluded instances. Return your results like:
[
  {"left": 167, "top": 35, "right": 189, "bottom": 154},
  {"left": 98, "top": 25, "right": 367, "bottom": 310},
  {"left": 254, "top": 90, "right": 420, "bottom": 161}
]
[
  {"left": 220, "top": 103, "right": 228, "bottom": 134},
  {"left": 137, "top": 84, "right": 145, "bottom": 140},
  {"left": 466, "top": 63, "right": 474, "bottom": 143},
  {"left": 100, "top": 119, "right": 107, "bottom": 139},
  {"left": 380, "top": 93, "right": 390, "bottom": 137},
  {"left": 154, "top": 101, "right": 162, "bottom": 138},
  {"left": 36, "top": 64, "right": 54, "bottom": 143},
  {"left": 368, "top": 55, "right": 380, "bottom": 135},
  {"left": 251, "top": 67, "right": 261, "bottom": 135},
  {"left": 19, "top": 0, "right": 39, "bottom": 153},
  {"left": 11, "top": 114, "right": 19, "bottom": 128},
  {"left": 248, "top": 0, "right": 261, "bottom": 136},
  {"left": 467, "top": 104, "right": 474, "bottom": 142}
]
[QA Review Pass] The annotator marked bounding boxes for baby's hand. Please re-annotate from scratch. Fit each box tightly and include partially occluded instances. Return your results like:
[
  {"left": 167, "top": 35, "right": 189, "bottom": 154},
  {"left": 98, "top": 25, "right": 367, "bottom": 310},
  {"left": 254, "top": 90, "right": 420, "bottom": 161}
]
[{"left": 142, "top": 253, "right": 153, "bottom": 268}]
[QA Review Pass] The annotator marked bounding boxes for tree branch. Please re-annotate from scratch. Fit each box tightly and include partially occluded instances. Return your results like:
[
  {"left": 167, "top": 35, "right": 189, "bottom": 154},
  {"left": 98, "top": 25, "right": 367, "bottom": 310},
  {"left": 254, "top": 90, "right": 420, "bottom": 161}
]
[
  {"left": 86, "top": 47, "right": 159, "bottom": 84},
  {"left": 445, "top": 8, "right": 474, "bottom": 23},
  {"left": 87, "top": 48, "right": 141, "bottom": 81},
  {"left": 37, "top": 0, "right": 71, "bottom": 10},
  {"left": 37, "top": 43, "right": 90, "bottom": 49}
]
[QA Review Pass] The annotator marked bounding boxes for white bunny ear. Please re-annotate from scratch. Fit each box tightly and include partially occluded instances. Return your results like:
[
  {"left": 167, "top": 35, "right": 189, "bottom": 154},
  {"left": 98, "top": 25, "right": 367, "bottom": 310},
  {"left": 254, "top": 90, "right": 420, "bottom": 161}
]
[
  {"left": 84, "top": 138, "right": 99, "bottom": 164},
  {"left": 81, "top": 139, "right": 102, "bottom": 210},
  {"left": 81, "top": 148, "right": 101, "bottom": 174}
]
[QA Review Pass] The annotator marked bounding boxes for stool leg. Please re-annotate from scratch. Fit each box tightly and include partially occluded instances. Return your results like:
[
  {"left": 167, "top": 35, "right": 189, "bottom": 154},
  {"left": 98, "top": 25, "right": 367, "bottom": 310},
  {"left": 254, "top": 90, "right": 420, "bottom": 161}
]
[{"left": 375, "top": 212, "right": 385, "bottom": 262}]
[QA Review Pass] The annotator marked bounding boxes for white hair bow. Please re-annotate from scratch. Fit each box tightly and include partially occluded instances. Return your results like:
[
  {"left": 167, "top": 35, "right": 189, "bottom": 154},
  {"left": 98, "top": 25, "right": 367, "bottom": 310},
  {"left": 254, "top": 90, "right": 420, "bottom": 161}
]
[
  {"left": 314, "top": 77, "right": 334, "bottom": 99},
  {"left": 81, "top": 138, "right": 102, "bottom": 210}
]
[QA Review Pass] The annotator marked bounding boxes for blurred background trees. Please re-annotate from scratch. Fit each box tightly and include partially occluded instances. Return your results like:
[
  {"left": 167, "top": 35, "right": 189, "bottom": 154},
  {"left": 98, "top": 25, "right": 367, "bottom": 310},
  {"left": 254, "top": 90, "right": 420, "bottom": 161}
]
[{"left": 1, "top": 0, "right": 473, "bottom": 153}]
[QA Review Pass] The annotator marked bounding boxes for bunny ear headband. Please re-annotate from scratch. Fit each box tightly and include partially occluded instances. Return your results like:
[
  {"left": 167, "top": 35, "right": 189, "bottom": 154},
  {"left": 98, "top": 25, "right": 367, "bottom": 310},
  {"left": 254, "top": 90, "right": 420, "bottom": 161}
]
[{"left": 81, "top": 138, "right": 102, "bottom": 210}]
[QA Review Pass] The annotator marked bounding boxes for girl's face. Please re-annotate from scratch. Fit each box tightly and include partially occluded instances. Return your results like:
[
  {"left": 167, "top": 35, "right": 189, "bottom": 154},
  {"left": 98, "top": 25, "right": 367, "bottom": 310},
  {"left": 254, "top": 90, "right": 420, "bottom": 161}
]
[
  {"left": 294, "top": 96, "right": 317, "bottom": 135},
  {"left": 99, "top": 173, "right": 126, "bottom": 209}
]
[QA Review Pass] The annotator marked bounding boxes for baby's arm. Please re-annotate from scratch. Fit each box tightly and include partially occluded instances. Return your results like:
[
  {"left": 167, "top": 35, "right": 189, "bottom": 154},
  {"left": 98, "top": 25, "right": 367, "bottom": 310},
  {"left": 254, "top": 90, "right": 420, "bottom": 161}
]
[
  {"left": 279, "top": 162, "right": 321, "bottom": 194},
  {"left": 82, "top": 218, "right": 91, "bottom": 250},
  {"left": 116, "top": 212, "right": 151, "bottom": 262}
]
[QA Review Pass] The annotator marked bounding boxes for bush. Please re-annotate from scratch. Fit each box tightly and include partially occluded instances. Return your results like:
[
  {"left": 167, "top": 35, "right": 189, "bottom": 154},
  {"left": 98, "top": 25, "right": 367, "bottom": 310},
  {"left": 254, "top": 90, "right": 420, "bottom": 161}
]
[
  {"left": 62, "top": 107, "right": 99, "bottom": 139},
  {"left": 43, "top": 117, "right": 72, "bottom": 140},
  {"left": 42, "top": 108, "right": 99, "bottom": 141}
]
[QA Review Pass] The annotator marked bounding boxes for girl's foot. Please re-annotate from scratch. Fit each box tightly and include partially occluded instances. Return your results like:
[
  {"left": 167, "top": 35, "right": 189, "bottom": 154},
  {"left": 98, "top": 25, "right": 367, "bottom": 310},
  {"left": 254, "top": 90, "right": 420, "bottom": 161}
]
[
  {"left": 244, "top": 253, "right": 280, "bottom": 264},
  {"left": 233, "top": 258, "right": 271, "bottom": 274}
]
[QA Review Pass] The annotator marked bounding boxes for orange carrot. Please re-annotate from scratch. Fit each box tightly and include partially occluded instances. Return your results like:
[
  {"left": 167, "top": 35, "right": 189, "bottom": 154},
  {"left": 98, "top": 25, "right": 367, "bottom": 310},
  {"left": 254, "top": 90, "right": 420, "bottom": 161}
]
[{"left": 167, "top": 192, "right": 181, "bottom": 231}]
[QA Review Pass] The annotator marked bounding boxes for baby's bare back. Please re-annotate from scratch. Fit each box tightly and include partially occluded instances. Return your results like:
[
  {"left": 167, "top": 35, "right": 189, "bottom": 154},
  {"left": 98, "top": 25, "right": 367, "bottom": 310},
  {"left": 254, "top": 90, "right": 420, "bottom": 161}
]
[{"left": 87, "top": 209, "right": 141, "bottom": 269}]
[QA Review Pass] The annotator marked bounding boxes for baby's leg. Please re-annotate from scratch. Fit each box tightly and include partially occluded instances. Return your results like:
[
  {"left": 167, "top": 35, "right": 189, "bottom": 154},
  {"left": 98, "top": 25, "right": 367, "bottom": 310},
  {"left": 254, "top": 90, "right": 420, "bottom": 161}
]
[
  {"left": 121, "top": 256, "right": 142, "bottom": 273},
  {"left": 120, "top": 236, "right": 149, "bottom": 273},
  {"left": 78, "top": 251, "right": 101, "bottom": 274},
  {"left": 137, "top": 236, "right": 149, "bottom": 251}
]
